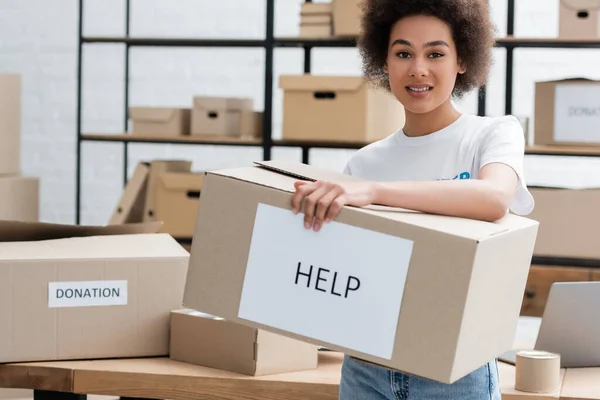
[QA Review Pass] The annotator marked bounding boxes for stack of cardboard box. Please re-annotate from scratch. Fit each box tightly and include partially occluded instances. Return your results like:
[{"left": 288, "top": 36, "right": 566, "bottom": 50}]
[
  {"left": 129, "top": 96, "right": 262, "bottom": 139},
  {"left": 0, "top": 74, "right": 39, "bottom": 223},
  {"left": 299, "top": 2, "right": 333, "bottom": 38}
]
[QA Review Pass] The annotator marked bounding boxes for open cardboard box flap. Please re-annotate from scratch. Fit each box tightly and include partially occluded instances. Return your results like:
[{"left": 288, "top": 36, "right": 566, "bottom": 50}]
[
  {"left": 207, "top": 161, "right": 534, "bottom": 241},
  {"left": 0, "top": 220, "right": 163, "bottom": 242}
]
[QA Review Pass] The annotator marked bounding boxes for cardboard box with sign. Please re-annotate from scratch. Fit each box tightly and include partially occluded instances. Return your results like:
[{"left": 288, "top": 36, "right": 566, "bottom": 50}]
[
  {"left": 559, "top": 0, "right": 600, "bottom": 38},
  {"left": 280, "top": 75, "right": 405, "bottom": 143},
  {"left": 0, "top": 74, "right": 21, "bottom": 175},
  {"left": 534, "top": 78, "right": 600, "bottom": 146},
  {"left": 129, "top": 107, "right": 191, "bottom": 137},
  {"left": 170, "top": 309, "right": 318, "bottom": 376},
  {"left": 191, "top": 97, "right": 257, "bottom": 137},
  {"left": 182, "top": 160, "right": 539, "bottom": 384},
  {"left": 0, "top": 221, "right": 189, "bottom": 363}
]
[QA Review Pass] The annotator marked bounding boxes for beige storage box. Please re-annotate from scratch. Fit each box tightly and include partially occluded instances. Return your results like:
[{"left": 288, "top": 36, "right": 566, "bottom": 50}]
[
  {"left": 191, "top": 97, "right": 254, "bottom": 137},
  {"left": 300, "top": 2, "right": 333, "bottom": 38},
  {"left": 559, "top": 0, "right": 600, "bottom": 38},
  {"left": 143, "top": 160, "right": 193, "bottom": 223},
  {"left": 155, "top": 172, "right": 203, "bottom": 238},
  {"left": 130, "top": 107, "right": 190, "bottom": 137},
  {"left": 332, "top": 0, "right": 362, "bottom": 37},
  {"left": 0, "top": 221, "right": 189, "bottom": 363},
  {"left": 534, "top": 78, "right": 600, "bottom": 146},
  {"left": 0, "top": 176, "right": 39, "bottom": 222},
  {"left": 109, "top": 162, "right": 150, "bottom": 225},
  {"left": 183, "top": 160, "right": 538, "bottom": 384},
  {"left": 528, "top": 187, "right": 600, "bottom": 259},
  {"left": 280, "top": 75, "right": 405, "bottom": 143},
  {"left": 0, "top": 74, "right": 21, "bottom": 175},
  {"left": 170, "top": 309, "right": 318, "bottom": 376}
]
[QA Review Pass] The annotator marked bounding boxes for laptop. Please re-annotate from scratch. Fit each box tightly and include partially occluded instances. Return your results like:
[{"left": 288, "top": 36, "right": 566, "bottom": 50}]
[{"left": 499, "top": 281, "right": 600, "bottom": 368}]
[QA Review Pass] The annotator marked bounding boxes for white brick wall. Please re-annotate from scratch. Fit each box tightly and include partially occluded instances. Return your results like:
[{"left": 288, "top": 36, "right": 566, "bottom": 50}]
[{"left": 2, "top": 0, "right": 600, "bottom": 225}]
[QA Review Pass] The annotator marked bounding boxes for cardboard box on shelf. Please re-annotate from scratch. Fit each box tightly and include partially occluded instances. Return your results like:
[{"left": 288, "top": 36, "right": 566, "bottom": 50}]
[
  {"left": 534, "top": 78, "right": 600, "bottom": 146},
  {"left": 332, "top": 0, "right": 362, "bottom": 37},
  {"left": 300, "top": 24, "right": 332, "bottom": 38},
  {"left": 143, "top": 160, "right": 193, "bottom": 223},
  {"left": 0, "top": 74, "right": 21, "bottom": 175},
  {"left": 191, "top": 97, "right": 255, "bottom": 137},
  {"left": 182, "top": 160, "right": 539, "bottom": 384},
  {"left": 300, "top": 2, "right": 333, "bottom": 15},
  {"left": 528, "top": 186, "right": 600, "bottom": 259},
  {"left": 155, "top": 172, "right": 203, "bottom": 238},
  {"left": 559, "top": 0, "right": 600, "bottom": 38},
  {"left": 0, "top": 176, "right": 39, "bottom": 222},
  {"left": 299, "top": 2, "right": 333, "bottom": 38},
  {"left": 129, "top": 107, "right": 191, "bottom": 137},
  {"left": 279, "top": 75, "right": 405, "bottom": 143},
  {"left": 0, "top": 220, "right": 189, "bottom": 363},
  {"left": 170, "top": 309, "right": 318, "bottom": 376}
]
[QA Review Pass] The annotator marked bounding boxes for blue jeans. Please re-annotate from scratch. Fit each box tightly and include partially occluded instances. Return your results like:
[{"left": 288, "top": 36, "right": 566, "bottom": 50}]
[{"left": 339, "top": 355, "right": 501, "bottom": 400}]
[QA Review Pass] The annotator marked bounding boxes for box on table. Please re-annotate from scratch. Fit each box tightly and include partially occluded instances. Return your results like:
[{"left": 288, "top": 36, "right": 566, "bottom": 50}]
[
  {"left": 332, "top": 0, "right": 361, "bottom": 37},
  {"left": 559, "top": 0, "right": 600, "bottom": 38},
  {"left": 129, "top": 107, "right": 191, "bottom": 137},
  {"left": 170, "top": 309, "right": 318, "bottom": 376},
  {"left": 279, "top": 75, "right": 405, "bottom": 143},
  {"left": 182, "top": 160, "right": 539, "bottom": 384},
  {"left": 534, "top": 78, "right": 600, "bottom": 146},
  {"left": 528, "top": 186, "right": 600, "bottom": 259},
  {"left": 191, "top": 97, "right": 255, "bottom": 137},
  {"left": 155, "top": 172, "right": 203, "bottom": 238},
  {"left": 0, "top": 221, "right": 189, "bottom": 363},
  {"left": 0, "top": 74, "right": 21, "bottom": 175},
  {"left": 0, "top": 176, "right": 38, "bottom": 222}
]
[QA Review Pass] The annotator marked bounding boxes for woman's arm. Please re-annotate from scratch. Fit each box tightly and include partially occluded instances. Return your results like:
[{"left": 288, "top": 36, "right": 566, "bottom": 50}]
[{"left": 290, "top": 162, "right": 519, "bottom": 232}]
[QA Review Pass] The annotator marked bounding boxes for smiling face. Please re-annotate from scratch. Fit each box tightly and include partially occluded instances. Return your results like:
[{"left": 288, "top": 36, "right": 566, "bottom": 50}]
[{"left": 384, "top": 14, "right": 466, "bottom": 115}]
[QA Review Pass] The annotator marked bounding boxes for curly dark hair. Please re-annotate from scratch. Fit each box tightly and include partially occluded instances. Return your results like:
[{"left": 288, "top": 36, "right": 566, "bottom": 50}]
[{"left": 357, "top": 0, "right": 496, "bottom": 99}]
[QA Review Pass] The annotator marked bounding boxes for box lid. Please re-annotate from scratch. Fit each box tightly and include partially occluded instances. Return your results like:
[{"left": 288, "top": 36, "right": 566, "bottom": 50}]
[
  {"left": 209, "top": 161, "right": 537, "bottom": 241},
  {"left": 158, "top": 172, "right": 203, "bottom": 192},
  {"left": 279, "top": 75, "right": 365, "bottom": 92},
  {"left": 0, "top": 220, "right": 162, "bottom": 243},
  {"left": 129, "top": 107, "right": 183, "bottom": 122}
]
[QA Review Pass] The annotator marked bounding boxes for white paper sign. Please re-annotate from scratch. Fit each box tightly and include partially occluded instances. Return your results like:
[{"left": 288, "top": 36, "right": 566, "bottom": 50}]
[
  {"left": 48, "top": 280, "right": 128, "bottom": 308},
  {"left": 238, "top": 203, "right": 414, "bottom": 360},
  {"left": 554, "top": 84, "right": 600, "bottom": 144}
]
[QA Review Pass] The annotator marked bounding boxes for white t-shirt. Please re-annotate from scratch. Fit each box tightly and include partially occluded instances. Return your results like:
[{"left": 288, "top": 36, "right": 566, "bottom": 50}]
[{"left": 343, "top": 113, "right": 534, "bottom": 216}]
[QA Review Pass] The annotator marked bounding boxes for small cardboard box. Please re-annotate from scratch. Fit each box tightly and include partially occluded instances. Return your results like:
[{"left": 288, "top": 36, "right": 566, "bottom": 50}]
[
  {"left": 279, "top": 75, "right": 405, "bottom": 143},
  {"left": 332, "top": 0, "right": 361, "bottom": 37},
  {"left": 155, "top": 172, "right": 203, "bottom": 238},
  {"left": 0, "top": 74, "right": 21, "bottom": 175},
  {"left": 0, "top": 176, "right": 39, "bottom": 222},
  {"left": 130, "top": 107, "right": 191, "bottom": 137},
  {"left": 559, "top": 0, "right": 600, "bottom": 38},
  {"left": 191, "top": 97, "right": 254, "bottom": 137},
  {"left": 143, "top": 160, "right": 193, "bottom": 223},
  {"left": 534, "top": 78, "right": 600, "bottom": 146},
  {"left": 528, "top": 186, "right": 600, "bottom": 259},
  {"left": 0, "top": 221, "right": 189, "bottom": 363},
  {"left": 169, "top": 309, "right": 318, "bottom": 376},
  {"left": 301, "top": 2, "right": 333, "bottom": 15},
  {"left": 300, "top": 24, "right": 332, "bottom": 38},
  {"left": 182, "top": 160, "right": 539, "bottom": 384},
  {"left": 109, "top": 162, "right": 150, "bottom": 225}
]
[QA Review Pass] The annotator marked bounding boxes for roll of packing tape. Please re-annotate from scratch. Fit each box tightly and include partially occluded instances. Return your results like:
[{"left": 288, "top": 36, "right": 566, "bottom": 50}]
[{"left": 515, "top": 350, "right": 561, "bottom": 393}]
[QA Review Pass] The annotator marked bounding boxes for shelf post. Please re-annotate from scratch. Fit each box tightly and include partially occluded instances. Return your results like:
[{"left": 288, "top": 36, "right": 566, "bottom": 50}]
[
  {"left": 123, "top": 0, "right": 131, "bottom": 186},
  {"left": 262, "top": 0, "right": 275, "bottom": 161},
  {"left": 75, "top": 0, "right": 84, "bottom": 224}
]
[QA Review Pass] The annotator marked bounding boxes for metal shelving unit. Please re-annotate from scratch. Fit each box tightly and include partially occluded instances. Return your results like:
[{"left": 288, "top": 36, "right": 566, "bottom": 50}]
[{"left": 75, "top": 0, "right": 600, "bottom": 226}]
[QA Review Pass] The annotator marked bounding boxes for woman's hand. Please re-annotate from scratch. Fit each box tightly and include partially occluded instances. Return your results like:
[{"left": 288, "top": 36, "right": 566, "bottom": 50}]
[{"left": 291, "top": 180, "right": 377, "bottom": 232}]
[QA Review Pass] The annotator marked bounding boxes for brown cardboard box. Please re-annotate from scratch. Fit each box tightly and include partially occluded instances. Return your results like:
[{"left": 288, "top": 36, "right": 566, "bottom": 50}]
[
  {"left": 0, "top": 176, "right": 39, "bottom": 222},
  {"left": 155, "top": 172, "right": 203, "bottom": 238},
  {"left": 143, "top": 160, "right": 193, "bottom": 223},
  {"left": 130, "top": 107, "right": 191, "bottom": 137},
  {"left": 301, "top": 2, "right": 333, "bottom": 15},
  {"left": 0, "top": 220, "right": 189, "bottom": 363},
  {"left": 182, "top": 160, "right": 539, "bottom": 384},
  {"left": 109, "top": 162, "right": 150, "bottom": 225},
  {"left": 0, "top": 74, "right": 21, "bottom": 175},
  {"left": 300, "top": 24, "right": 332, "bottom": 38},
  {"left": 332, "top": 0, "right": 361, "bottom": 37},
  {"left": 169, "top": 309, "right": 318, "bottom": 376},
  {"left": 299, "top": 3, "right": 333, "bottom": 38},
  {"left": 191, "top": 97, "right": 254, "bottom": 137},
  {"left": 534, "top": 78, "right": 600, "bottom": 146},
  {"left": 528, "top": 187, "right": 600, "bottom": 259},
  {"left": 559, "top": 0, "right": 600, "bottom": 38},
  {"left": 279, "top": 75, "right": 405, "bottom": 143}
]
